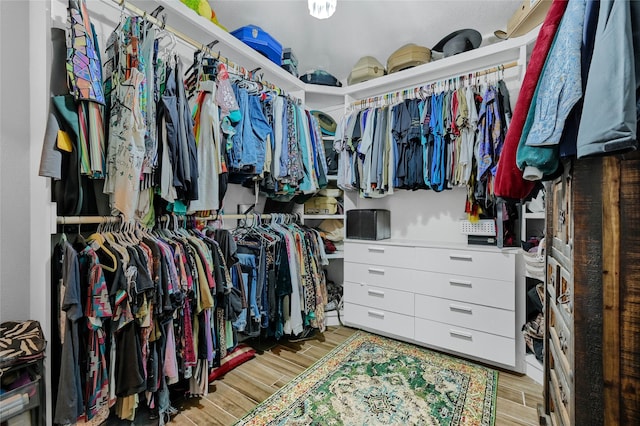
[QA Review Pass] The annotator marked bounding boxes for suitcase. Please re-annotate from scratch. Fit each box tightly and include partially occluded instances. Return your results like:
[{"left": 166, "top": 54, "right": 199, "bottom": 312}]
[
  {"left": 347, "top": 56, "right": 386, "bottom": 85},
  {"left": 230, "top": 25, "right": 282, "bottom": 65},
  {"left": 387, "top": 43, "right": 431, "bottom": 74}
]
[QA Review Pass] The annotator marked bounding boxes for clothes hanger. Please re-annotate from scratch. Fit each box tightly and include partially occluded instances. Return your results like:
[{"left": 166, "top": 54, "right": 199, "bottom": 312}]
[{"left": 87, "top": 220, "right": 117, "bottom": 273}]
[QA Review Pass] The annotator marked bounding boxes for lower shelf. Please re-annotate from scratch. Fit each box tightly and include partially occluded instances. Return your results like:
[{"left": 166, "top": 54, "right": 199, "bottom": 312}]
[
  {"left": 325, "top": 309, "right": 343, "bottom": 327},
  {"left": 526, "top": 353, "right": 544, "bottom": 385}
]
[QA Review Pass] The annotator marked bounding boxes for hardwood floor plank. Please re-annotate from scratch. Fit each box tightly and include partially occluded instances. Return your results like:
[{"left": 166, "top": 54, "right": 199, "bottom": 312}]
[
  {"left": 523, "top": 386, "right": 545, "bottom": 409},
  {"left": 218, "top": 369, "right": 278, "bottom": 403},
  {"left": 267, "top": 345, "right": 319, "bottom": 368},
  {"left": 498, "top": 384, "right": 525, "bottom": 406},
  {"left": 206, "top": 382, "right": 259, "bottom": 418},
  {"left": 178, "top": 398, "right": 237, "bottom": 425},
  {"left": 257, "top": 352, "right": 307, "bottom": 377},
  {"left": 498, "top": 372, "right": 542, "bottom": 393},
  {"left": 495, "top": 412, "right": 540, "bottom": 426},
  {"left": 228, "top": 358, "right": 284, "bottom": 387},
  {"left": 299, "top": 343, "right": 338, "bottom": 360},
  {"left": 328, "top": 325, "right": 357, "bottom": 338},
  {"left": 496, "top": 396, "right": 539, "bottom": 425}
]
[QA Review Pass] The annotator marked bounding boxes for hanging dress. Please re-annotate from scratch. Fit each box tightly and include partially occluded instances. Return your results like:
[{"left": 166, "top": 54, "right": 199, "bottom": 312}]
[
  {"left": 188, "top": 80, "right": 222, "bottom": 213},
  {"left": 103, "top": 68, "right": 146, "bottom": 221}
]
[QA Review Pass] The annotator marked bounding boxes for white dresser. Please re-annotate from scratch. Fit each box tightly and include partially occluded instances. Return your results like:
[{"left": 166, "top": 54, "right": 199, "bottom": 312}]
[{"left": 343, "top": 239, "right": 525, "bottom": 372}]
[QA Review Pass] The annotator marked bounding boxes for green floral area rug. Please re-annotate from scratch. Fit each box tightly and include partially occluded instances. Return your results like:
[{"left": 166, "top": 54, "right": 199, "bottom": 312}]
[{"left": 236, "top": 331, "right": 498, "bottom": 425}]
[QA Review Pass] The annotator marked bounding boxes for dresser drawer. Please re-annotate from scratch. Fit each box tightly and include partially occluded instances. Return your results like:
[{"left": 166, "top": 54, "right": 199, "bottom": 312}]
[
  {"left": 344, "top": 242, "right": 417, "bottom": 269},
  {"left": 415, "top": 294, "right": 514, "bottom": 338},
  {"left": 415, "top": 247, "right": 514, "bottom": 281},
  {"left": 344, "top": 282, "right": 414, "bottom": 316},
  {"left": 412, "top": 270, "right": 514, "bottom": 310},
  {"left": 344, "top": 302, "right": 414, "bottom": 340},
  {"left": 344, "top": 262, "right": 416, "bottom": 293},
  {"left": 415, "top": 318, "right": 516, "bottom": 367}
]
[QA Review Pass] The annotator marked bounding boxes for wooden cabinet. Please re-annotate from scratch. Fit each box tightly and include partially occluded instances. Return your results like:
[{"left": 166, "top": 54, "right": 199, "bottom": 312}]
[
  {"left": 343, "top": 239, "right": 526, "bottom": 372},
  {"left": 543, "top": 155, "right": 640, "bottom": 425}
]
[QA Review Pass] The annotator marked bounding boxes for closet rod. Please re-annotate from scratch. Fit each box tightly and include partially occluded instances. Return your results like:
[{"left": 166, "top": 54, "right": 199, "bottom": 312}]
[
  {"left": 111, "top": 0, "right": 275, "bottom": 88},
  {"left": 349, "top": 60, "right": 518, "bottom": 110},
  {"left": 56, "top": 213, "right": 290, "bottom": 225}
]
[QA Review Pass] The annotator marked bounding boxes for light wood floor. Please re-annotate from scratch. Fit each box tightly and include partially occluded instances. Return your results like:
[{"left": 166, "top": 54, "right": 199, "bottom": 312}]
[{"left": 171, "top": 326, "right": 543, "bottom": 425}]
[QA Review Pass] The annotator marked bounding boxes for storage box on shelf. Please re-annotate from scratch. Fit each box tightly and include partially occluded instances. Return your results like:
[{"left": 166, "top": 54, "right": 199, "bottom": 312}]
[
  {"left": 0, "top": 359, "right": 45, "bottom": 426},
  {"left": 343, "top": 239, "right": 525, "bottom": 372}
]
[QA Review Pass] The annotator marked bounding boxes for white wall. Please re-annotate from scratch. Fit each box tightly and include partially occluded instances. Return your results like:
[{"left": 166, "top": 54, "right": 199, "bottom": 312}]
[
  {"left": 0, "top": 2, "right": 52, "bottom": 423},
  {"left": 0, "top": 1, "right": 36, "bottom": 321},
  {"left": 348, "top": 188, "right": 468, "bottom": 243}
]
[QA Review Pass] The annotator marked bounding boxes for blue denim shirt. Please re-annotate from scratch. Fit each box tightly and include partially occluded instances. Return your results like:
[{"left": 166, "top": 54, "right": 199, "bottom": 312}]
[
  {"left": 230, "top": 87, "right": 272, "bottom": 173},
  {"left": 526, "top": 0, "right": 586, "bottom": 147}
]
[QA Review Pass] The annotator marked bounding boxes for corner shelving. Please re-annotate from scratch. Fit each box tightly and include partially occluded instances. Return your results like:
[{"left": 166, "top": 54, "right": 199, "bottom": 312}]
[
  {"left": 303, "top": 214, "right": 344, "bottom": 220},
  {"left": 130, "top": 0, "right": 539, "bottom": 110},
  {"left": 326, "top": 251, "right": 344, "bottom": 259},
  {"left": 523, "top": 211, "right": 545, "bottom": 220}
]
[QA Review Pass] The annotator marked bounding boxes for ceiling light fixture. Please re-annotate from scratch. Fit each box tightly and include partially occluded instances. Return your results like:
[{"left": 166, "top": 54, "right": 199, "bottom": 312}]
[{"left": 308, "top": 0, "right": 337, "bottom": 19}]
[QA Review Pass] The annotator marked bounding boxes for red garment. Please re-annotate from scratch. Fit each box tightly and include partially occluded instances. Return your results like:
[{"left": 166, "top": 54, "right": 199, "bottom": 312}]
[{"left": 494, "top": 0, "right": 569, "bottom": 200}]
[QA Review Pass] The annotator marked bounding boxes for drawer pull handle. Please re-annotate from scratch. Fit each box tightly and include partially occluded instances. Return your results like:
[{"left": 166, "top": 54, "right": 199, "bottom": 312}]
[
  {"left": 449, "top": 329, "right": 473, "bottom": 340},
  {"left": 449, "top": 254, "right": 473, "bottom": 261},
  {"left": 368, "top": 247, "right": 385, "bottom": 253},
  {"left": 367, "top": 289, "right": 385, "bottom": 297},
  {"left": 449, "top": 304, "right": 473, "bottom": 314},
  {"left": 368, "top": 310, "right": 385, "bottom": 318},
  {"left": 449, "top": 279, "right": 472, "bottom": 287},
  {"left": 368, "top": 268, "right": 385, "bottom": 275}
]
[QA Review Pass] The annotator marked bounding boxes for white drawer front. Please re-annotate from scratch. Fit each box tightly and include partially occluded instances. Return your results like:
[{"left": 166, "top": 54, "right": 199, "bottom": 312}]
[
  {"left": 415, "top": 247, "right": 514, "bottom": 281},
  {"left": 344, "top": 262, "right": 416, "bottom": 293},
  {"left": 345, "top": 242, "right": 416, "bottom": 269},
  {"left": 415, "top": 294, "right": 514, "bottom": 338},
  {"left": 344, "top": 302, "right": 414, "bottom": 340},
  {"left": 415, "top": 318, "right": 516, "bottom": 367},
  {"left": 412, "top": 270, "right": 514, "bottom": 310},
  {"left": 344, "top": 282, "right": 414, "bottom": 316}
]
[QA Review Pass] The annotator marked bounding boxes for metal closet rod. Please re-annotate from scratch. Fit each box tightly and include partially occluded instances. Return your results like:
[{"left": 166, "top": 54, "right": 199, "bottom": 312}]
[
  {"left": 350, "top": 60, "right": 519, "bottom": 109},
  {"left": 55, "top": 213, "right": 298, "bottom": 225},
  {"left": 111, "top": 0, "right": 266, "bottom": 82}
]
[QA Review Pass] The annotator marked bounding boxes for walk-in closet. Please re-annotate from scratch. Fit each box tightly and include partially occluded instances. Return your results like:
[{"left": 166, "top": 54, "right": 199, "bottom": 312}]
[{"left": 1, "top": 1, "right": 639, "bottom": 425}]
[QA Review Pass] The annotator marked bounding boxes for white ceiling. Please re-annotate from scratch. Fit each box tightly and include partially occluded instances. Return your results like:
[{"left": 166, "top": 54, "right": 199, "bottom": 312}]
[{"left": 210, "top": 0, "right": 523, "bottom": 84}]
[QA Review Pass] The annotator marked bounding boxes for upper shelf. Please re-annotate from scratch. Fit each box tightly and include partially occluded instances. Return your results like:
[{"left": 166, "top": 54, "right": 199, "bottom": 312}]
[
  {"left": 130, "top": 0, "right": 307, "bottom": 93},
  {"left": 129, "top": 0, "right": 538, "bottom": 104}
]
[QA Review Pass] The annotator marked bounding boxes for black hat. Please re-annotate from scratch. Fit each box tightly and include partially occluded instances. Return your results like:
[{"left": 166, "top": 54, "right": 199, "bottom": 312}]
[{"left": 433, "top": 29, "right": 482, "bottom": 57}]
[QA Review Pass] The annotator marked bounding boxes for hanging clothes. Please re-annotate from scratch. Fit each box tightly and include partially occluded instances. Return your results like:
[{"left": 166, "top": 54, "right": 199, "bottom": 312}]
[
  {"left": 103, "top": 67, "right": 146, "bottom": 221},
  {"left": 517, "top": 0, "right": 587, "bottom": 180},
  {"left": 494, "top": 0, "right": 569, "bottom": 200},
  {"left": 577, "top": 0, "right": 640, "bottom": 157},
  {"left": 188, "top": 80, "right": 222, "bottom": 213},
  {"left": 53, "top": 239, "right": 85, "bottom": 425}
]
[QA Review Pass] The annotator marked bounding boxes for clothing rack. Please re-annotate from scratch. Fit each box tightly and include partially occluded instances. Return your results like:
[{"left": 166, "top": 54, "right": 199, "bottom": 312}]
[
  {"left": 109, "top": 0, "right": 286, "bottom": 95},
  {"left": 56, "top": 213, "right": 302, "bottom": 225},
  {"left": 348, "top": 60, "right": 519, "bottom": 111}
]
